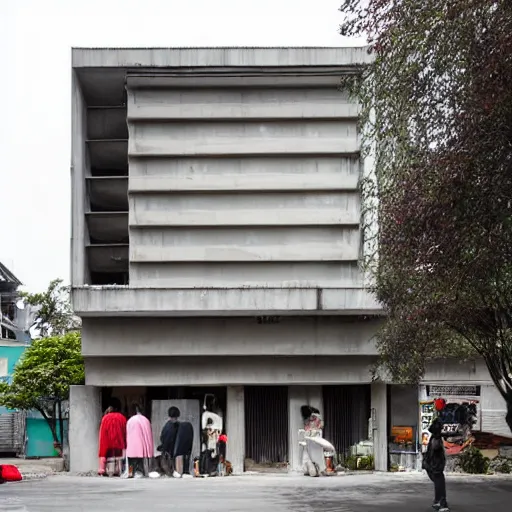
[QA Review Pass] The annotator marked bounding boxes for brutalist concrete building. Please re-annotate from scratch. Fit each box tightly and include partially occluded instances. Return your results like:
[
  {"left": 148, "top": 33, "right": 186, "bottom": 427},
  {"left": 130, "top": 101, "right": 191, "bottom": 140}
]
[{"left": 69, "top": 47, "right": 509, "bottom": 474}]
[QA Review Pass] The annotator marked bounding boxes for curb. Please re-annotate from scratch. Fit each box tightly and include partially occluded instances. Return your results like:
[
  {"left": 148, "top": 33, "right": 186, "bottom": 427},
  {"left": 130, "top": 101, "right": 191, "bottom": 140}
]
[
  {"left": 445, "top": 472, "right": 512, "bottom": 479},
  {"left": 20, "top": 472, "right": 51, "bottom": 481}
]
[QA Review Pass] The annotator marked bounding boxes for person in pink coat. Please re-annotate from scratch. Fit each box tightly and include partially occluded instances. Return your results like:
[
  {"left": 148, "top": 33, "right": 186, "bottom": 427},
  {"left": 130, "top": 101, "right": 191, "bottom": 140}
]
[{"left": 126, "top": 403, "right": 154, "bottom": 477}]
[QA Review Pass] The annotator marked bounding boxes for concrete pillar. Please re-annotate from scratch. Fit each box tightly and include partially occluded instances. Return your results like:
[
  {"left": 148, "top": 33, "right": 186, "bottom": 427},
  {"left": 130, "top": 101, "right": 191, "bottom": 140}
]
[
  {"left": 69, "top": 385, "right": 101, "bottom": 473},
  {"left": 288, "top": 385, "right": 323, "bottom": 472},
  {"left": 226, "top": 385, "right": 245, "bottom": 475},
  {"left": 371, "top": 382, "right": 388, "bottom": 471}
]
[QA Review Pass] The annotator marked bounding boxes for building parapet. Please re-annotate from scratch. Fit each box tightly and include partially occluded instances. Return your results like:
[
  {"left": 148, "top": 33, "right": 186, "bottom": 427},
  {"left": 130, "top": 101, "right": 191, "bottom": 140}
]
[
  {"left": 72, "top": 46, "right": 372, "bottom": 69},
  {"left": 71, "top": 286, "right": 382, "bottom": 316}
]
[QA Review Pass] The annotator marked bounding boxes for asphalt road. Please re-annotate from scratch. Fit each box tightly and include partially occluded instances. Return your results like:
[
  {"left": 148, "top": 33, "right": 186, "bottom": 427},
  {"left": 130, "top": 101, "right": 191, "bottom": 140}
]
[{"left": 1, "top": 473, "right": 511, "bottom": 512}]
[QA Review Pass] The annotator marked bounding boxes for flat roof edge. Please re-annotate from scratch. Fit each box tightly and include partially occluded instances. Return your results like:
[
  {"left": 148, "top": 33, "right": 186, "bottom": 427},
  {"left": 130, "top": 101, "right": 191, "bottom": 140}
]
[{"left": 72, "top": 46, "right": 372, "bottom": 69}]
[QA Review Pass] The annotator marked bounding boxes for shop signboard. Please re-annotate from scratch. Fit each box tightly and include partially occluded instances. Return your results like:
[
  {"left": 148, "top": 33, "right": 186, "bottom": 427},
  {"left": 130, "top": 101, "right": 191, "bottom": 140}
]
[{"left": 426, "top": 385, "right": 480, "bottom": 397}]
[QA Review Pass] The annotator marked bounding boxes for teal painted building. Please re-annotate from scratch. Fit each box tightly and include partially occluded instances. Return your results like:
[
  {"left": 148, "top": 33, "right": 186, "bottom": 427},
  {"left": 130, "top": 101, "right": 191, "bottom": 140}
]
[
  {"left": 1, "top": 261, "right": 64, "bottom": 457},
  {"left": 0, "top": 344, "right": 27, "bottom": 414},
  {"left": 0, "top": 339, "right": 64, "bottom": 457},
  {"left": 0, "top": 344, "right": 26, "bottom": 376}
]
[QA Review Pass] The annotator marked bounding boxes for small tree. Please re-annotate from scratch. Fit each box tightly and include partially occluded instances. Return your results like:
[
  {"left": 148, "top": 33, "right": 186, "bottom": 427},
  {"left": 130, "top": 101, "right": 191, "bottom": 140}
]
[
  {"left": 0, "top": 332, "right": 85, "bottom": 452},
  {"left": 20, "top": 278, "right": 81, "bottom": 337}
]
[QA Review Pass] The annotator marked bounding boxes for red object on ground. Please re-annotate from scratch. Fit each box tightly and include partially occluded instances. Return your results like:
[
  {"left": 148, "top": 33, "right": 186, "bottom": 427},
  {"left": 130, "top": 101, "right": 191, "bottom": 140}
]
[
  {"left": 98, "top": 412, "right": 127, "bottom": 457},
  {"left": 0, "top": 464, "right": 23, "bottom": 482},
  {"left": 434, "top": 398, "right": 447, "bottom": 411}
]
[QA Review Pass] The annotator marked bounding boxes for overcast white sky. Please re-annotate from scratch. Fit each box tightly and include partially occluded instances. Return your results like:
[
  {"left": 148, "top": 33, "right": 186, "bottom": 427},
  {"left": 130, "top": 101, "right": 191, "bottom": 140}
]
[{"left": 0, "top": 0, "right": 363, "bottom": 292}]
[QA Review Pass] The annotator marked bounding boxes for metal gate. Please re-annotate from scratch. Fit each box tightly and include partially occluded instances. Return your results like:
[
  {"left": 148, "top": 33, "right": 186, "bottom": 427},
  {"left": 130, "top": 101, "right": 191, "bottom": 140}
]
[
  {"left": 245, "top": 386, "right": 288, "bottom": 464},
  {"left": 0, "top": 412, "right": 19, "bottom": 453},
  {"left": 323, "top": 385, "right": 371, "bottom": 458}
]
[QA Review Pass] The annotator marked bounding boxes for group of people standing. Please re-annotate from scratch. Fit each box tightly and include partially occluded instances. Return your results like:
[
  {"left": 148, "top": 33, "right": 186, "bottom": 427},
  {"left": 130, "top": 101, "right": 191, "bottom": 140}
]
[{"left": 98, "top": 399, "right": 193, "bottom": 478}]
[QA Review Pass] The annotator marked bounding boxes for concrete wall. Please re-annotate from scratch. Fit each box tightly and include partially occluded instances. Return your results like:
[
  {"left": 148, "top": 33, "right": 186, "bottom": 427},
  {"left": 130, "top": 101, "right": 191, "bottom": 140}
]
[
  {"left": 128, "top": 88, "right": 359, "bottom": 120},
  {"left": 126, "top": 83, "right": 362, "bottom": 295},
  {"left": 84, "top": 355, "right": 378, "bottom": 387},
  {"left": 70, "top": 71, "right": 90, "bottom": 286},
  {"left": 72, "top": 287, "right": 381, "bottom": 316},
  {"left": 480, "top": 384, "right": 509, "bottom": 437},
  {"left": 423, "top": 359, "right": 498, "bottom": 384},
  {"left": 371, "top": 383, "right": 388, "bottom": 471},
  {"left": 81, "top": 317, "right": 382, "bottom": 357},
  {"left": 69, "top": 385, "right": 101, "bottom": 473},
  {"left": 226, "top": 386, "right": 245, "bottom": 474},
  {"left": 71, "top": 47, "right": 382, "bottom": 316},
  {"left": 72, "top": 47, "right": 373, "bottom": 69}
]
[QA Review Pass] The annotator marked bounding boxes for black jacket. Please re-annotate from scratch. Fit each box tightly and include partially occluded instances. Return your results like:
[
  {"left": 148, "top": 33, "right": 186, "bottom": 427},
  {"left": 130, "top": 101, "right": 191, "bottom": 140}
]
[
  {"left": 422, "top": 421, "right": 446, "bottom": 473},
  {"left": 160, "top": 420, "right": 180, "bottom": 456},
  {"left": 174, "top": 421, "right": 194, "bottom": 456}
]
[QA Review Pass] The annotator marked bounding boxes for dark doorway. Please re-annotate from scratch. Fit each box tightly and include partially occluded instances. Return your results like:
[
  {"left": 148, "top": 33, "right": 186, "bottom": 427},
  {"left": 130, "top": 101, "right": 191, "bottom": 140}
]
[
  {"left": 245, "top": 386, "right": 288, "bottom": 464},
  {"left": 323, "top": 385, "right": 371, "bottom": 458}
]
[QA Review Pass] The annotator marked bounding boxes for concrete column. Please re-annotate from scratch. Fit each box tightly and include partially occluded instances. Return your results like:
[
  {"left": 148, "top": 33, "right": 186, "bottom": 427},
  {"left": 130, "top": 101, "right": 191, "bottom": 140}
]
[
  {"left": 288, "top": 385, "right": 323, "bottom": 473},
  {"left": 226, "top": 385, "right": 245, "bottom": 475},
  {"left": 69, "top": 385, "right": 101, "bottom": 473},
  {"left": 371, "top": 382, "right": 388, "bottom": 471}
]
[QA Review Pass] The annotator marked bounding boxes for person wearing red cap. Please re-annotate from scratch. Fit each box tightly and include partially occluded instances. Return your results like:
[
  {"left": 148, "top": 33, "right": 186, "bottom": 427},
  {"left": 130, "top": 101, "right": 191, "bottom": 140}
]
[
  {"left": 435, "top": 398, "right": 447, "bottom": 413},
  {"left": 422, "top": 417, "right": 450, "bottom": 512}
]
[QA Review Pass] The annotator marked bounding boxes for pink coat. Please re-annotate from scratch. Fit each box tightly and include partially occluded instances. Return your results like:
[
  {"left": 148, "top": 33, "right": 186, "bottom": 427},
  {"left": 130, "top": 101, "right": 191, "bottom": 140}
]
[{"left": 126, "top": 413, "right": 154, "bottom": 458}]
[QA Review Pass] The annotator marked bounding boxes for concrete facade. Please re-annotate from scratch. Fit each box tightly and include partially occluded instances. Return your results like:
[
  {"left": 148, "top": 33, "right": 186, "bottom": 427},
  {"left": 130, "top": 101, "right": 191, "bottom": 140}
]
[
  {"left": 371, "top": 383, "right": 388, "bottom": 472},
  {"left": 69, "top": 47, "right": 509, "bottom": 475},
  {"left": 69, "top": 385, "right": 101, "bottom": 473},
  {"left": 70, "top": 46, "right": 386, "bottom": 473}
]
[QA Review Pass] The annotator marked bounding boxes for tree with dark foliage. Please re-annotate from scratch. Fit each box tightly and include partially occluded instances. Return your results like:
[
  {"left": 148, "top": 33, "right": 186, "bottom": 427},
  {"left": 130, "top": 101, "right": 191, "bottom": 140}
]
[{"left": 340, "top": 0, "right": 512, "bottom": 432}]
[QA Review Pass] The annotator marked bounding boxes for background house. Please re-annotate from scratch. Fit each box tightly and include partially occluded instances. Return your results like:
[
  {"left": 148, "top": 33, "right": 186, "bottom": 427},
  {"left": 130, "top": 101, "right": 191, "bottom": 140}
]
[
  {"left": 0, "top": 261, "right": 28, "bottom": 454},
  {"left": 0, "top": 261, "right": 63, "bottom": 458}
]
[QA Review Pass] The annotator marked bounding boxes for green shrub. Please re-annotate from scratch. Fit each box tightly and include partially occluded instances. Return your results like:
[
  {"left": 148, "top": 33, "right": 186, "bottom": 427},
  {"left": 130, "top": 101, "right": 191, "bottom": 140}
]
[
  {"left": 344, "top": 455, "right": 358, "bottom": 470},
  {"left": 358, "top": 455, "right": 375, "bottom": 470},
  {"left": 489, "top": 457, "right": 512, "bottom": 474},
  {"left": 458, "top": 446, "right": 490, "bottom": 474},
  {"left": 344, "top": 455, "right": 375, "bottom": 470}
]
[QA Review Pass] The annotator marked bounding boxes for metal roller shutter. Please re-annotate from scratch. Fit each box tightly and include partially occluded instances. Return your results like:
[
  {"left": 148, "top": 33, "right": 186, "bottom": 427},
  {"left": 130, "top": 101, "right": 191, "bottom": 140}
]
[
  {"left": 0, "top": 413, "right": 16, "bottom": 453},
  {"left": 245, "top": 386, "right": 288, "bottom": 464},
  {"left": 323, "top": 385, "right": 371, "bottom": 458}
]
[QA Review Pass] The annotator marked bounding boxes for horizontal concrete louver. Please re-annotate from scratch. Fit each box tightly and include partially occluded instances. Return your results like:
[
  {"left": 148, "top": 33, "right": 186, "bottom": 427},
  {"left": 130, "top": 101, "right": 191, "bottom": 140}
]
[{"left": 126, "top": 79, "right": 364, "bottom": 290}]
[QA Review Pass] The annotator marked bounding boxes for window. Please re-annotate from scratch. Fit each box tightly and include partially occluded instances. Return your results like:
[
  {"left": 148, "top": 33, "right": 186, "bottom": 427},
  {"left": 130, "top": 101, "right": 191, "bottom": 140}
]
[{"left": 0, "top": 357, "right": 8, "bottom": 377}]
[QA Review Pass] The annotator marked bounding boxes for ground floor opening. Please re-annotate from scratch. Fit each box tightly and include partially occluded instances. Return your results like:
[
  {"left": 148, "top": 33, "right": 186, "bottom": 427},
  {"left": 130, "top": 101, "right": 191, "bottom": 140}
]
[
  {"left": 69, "top": 383, "right": 387, "bottom": 474},
  {"left": 244, "top": 385, "right": 288, "bottom": 470}
]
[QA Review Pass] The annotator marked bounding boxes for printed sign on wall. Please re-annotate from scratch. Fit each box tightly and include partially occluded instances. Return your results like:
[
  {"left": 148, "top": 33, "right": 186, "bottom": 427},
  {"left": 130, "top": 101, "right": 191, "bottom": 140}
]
[{"left": 419, "top": 398, "right": 480, "bottom": 455}]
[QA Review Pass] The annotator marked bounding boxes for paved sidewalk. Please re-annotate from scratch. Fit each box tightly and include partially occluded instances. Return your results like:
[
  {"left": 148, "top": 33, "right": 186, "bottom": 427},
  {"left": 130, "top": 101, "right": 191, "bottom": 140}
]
[
  {"left": 0, "top": 457, "right": 63, "bottom": 479},
  {"left": 1, "top": 472, "right": 511, "bottom": 511}
]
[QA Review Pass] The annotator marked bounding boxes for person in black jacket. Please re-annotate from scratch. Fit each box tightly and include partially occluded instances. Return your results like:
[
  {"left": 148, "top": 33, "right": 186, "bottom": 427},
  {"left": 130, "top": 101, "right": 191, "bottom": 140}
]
[
  {"left": 422, "top": 418, "right": 450, "bottom": 512},
  {"left": 174, "top": 420, "right": 194, "bottom": 476},
  {"left": 159, "top": 406, "right": 181, "bottom": 476}
]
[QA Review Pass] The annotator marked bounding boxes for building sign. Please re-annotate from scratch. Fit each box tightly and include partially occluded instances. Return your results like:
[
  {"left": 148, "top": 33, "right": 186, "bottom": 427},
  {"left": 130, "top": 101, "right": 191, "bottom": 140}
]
[{"left": 427, "top": 385, "right": 480, "bottom": 397}]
